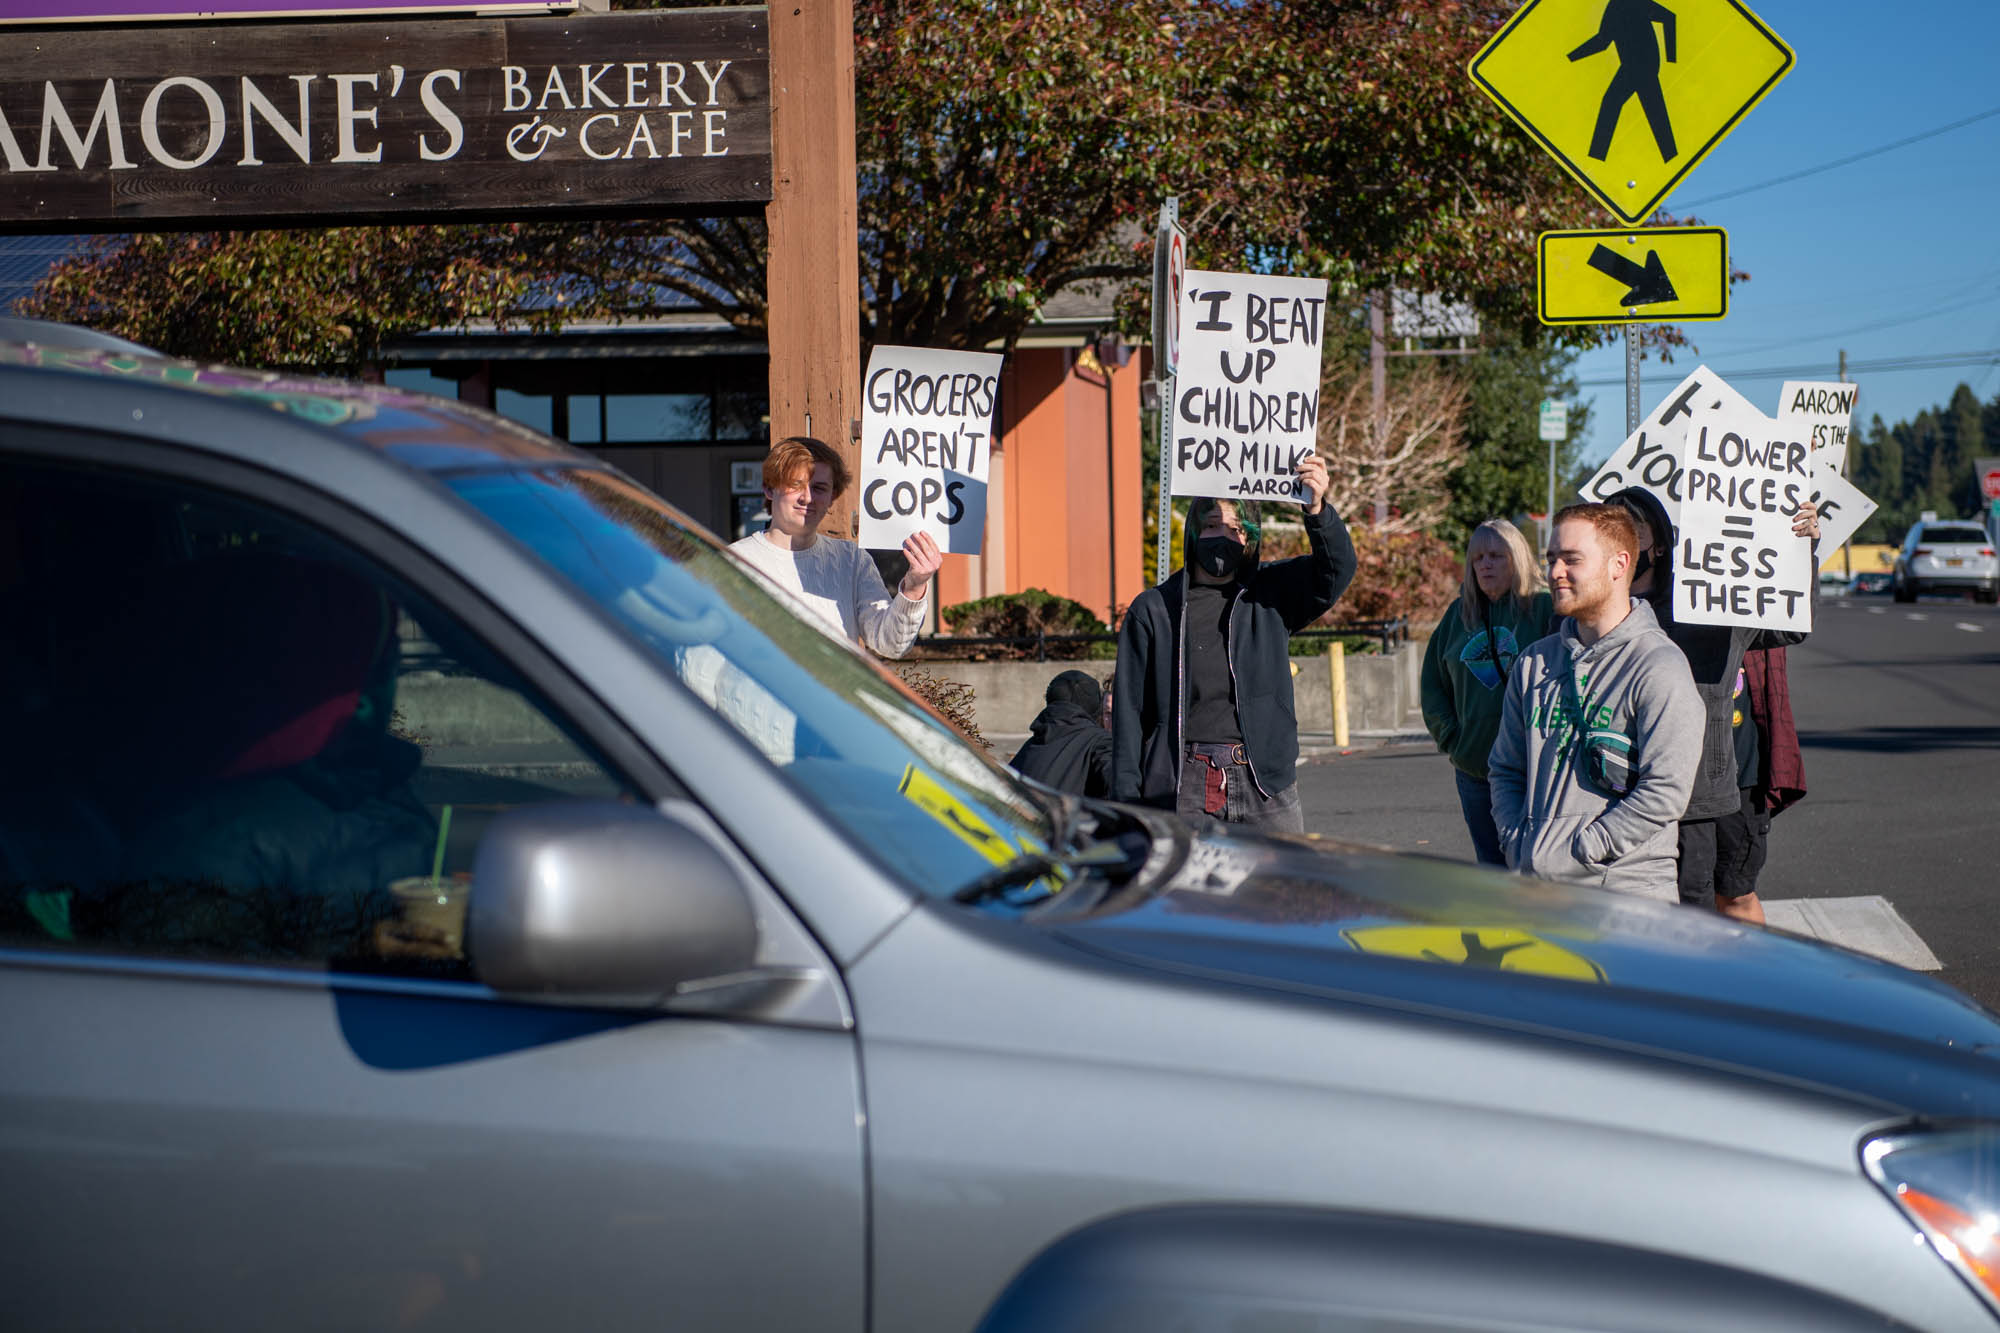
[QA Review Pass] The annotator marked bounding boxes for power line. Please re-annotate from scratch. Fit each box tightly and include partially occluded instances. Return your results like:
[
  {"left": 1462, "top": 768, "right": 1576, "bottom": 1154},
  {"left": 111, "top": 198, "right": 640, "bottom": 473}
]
[
  {"left": 1676, "top": 103, "right": 2000, "bottom": 210},
  {"left": 1574, "top": 348, "right": 2000, "bottom": 388}
]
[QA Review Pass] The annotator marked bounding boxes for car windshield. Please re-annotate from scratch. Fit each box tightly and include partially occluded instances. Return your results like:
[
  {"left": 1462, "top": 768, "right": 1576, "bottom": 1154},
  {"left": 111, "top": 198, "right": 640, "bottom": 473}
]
[
  {"left": 445, "top": 466, "right": 1057, "bottom": 894},
  {"left": 1921, "top": 526, "right": 1988, "bottom": 545}
]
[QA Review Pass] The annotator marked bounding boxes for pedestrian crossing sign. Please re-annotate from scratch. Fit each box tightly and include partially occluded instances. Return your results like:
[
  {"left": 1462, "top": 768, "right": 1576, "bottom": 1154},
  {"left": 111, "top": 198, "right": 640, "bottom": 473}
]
[{"left": 1469, "top": 0, "right": 1794, "bottom": 225}]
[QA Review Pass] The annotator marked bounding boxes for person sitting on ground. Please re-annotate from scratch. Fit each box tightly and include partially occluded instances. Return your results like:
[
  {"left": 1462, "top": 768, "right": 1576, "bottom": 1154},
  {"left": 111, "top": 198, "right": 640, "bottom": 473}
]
[
  {"left": 728, "top": 435, "right": 941, "bottom": 658},
  {"left": 1010, "top": 670, "right": 1114, "bottom": 798},
  {"left": 1488, "top": 503, "right": 1703, "bottom": 899},
  {"left": 1421, "top": 518, "right": 1555, "bottom": 866},
  {"left": 1111, "top": 453, "right": 1355, "bottom": 831}
]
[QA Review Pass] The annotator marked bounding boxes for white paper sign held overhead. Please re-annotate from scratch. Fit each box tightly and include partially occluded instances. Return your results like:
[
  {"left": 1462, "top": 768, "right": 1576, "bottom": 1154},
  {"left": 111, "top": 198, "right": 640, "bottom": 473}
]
[
  {"left": 1778, "top": 380, "right": 1859, "bottom": 477},
  {"left": 1170, "top": 269, "right": 1330, "bottom": 502},
  {"left": 858, "top": 345, "right": 1003, "bottom": 553},
  {"left": 1578, "top": 366, "right": 1758, "bottom": 523},
  {"left": 1674, "top": 404, "right": 1813, "bottom": 634}
]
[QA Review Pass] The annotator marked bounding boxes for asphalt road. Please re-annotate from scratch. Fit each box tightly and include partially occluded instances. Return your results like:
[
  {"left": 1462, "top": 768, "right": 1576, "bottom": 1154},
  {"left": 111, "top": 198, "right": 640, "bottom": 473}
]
[{"left": 1296, "top": 592, "right": 2000, "bottom": 1008}]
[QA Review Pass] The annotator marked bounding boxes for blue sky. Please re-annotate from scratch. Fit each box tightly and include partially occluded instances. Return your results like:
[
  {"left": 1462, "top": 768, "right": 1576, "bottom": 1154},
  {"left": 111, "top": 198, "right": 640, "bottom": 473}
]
[{"left": 1560, "top": 0, "right": 2000, "bottom": 466}]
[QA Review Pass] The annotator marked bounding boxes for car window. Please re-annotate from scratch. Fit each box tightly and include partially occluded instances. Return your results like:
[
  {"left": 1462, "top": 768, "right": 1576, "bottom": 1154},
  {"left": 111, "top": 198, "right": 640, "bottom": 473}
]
[
  {"left": 1920, "top": 526, "right": 1989, "bottom": 545},
  {"left": 0, "top": 456, "right": 634, "bottom": 979},
  {"left": 445, "top": 467, "right": 1057, "bottom": 896}
]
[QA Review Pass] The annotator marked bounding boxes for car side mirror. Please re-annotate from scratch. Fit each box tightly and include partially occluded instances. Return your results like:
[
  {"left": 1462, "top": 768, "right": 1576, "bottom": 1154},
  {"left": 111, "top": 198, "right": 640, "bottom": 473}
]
[{"left": 469, "top": 801, "right": 759, "bottom": 1007}]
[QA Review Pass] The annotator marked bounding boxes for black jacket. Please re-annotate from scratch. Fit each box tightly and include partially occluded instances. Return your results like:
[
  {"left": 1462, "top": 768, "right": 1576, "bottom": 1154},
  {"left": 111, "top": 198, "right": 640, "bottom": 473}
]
[
  {"left": 1611, "top": 484, "right": 1812, "bottom": 822},
  {"left": 1646, "top": 600, "right": 1806, "bottom": 821},
  {"left": 1112, "top": 503, "right": 1356, "bottom": 806},
  {"left": 1010, "top": 702, "right": 1113, "bottom": 798}
]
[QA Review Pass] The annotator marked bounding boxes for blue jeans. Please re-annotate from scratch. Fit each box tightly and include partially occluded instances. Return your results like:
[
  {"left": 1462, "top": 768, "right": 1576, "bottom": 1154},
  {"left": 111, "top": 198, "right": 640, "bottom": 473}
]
[
  {"left": 1454, "top": 769, "right": 1506, "bottom": 867},
  {"left": 1177, "top": 744, "right": 1305, "bottom": 834}
]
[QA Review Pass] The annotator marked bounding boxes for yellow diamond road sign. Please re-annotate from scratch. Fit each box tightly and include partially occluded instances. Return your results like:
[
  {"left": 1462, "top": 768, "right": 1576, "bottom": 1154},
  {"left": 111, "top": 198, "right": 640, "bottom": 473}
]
[
  {"left": 1470, "top": 0, "right": 1794, "bottom": 225},
  {"left": 1538, "top": 226, "right": 1728, "bottom": 324}
]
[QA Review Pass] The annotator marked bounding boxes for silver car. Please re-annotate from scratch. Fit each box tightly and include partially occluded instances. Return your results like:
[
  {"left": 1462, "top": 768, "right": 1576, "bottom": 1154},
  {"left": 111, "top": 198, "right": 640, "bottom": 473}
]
[
  {"left": 8, "top": 343, "right": 2000, "bottom": 1332},
  {"left": 1894, "top": 518, "right": 2000, "bottom": 603}
]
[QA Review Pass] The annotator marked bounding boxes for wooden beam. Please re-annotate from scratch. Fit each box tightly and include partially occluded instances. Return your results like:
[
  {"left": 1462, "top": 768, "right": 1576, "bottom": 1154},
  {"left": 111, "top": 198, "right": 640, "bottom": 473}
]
[{"left": 764, "top": 0, "right": 861, "bottom": 538}]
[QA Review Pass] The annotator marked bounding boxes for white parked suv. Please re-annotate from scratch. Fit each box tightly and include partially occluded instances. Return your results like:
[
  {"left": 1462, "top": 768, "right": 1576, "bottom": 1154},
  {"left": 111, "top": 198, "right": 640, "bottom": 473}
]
[{"left": 1893, "top": 518, "right": 2000, "bottom": 602}]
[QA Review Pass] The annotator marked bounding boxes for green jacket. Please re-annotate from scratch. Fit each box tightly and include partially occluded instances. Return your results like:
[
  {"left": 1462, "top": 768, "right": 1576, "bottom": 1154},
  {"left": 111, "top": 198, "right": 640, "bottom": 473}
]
[{"left": 1420, "top": 590, "right": 1555, "bottom": 779}]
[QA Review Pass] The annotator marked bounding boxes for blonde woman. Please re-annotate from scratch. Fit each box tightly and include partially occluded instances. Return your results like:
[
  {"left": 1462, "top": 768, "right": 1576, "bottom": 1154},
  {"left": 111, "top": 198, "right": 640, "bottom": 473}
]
[{"left": 1420, "top": 518, "right": 1555, "bottom": 865}]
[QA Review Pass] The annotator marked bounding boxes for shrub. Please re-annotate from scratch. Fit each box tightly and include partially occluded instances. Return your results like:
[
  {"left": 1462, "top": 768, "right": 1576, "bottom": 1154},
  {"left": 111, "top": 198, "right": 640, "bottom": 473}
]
[
  {"left": 895, "top": 666, "right": 988, "bottom": 750},
  {"left": 1259, "top": 522, "right": 1460, "bottom": 629},
  {"left": 937, "top": 588, "right": 1111, "bottom": 660}
]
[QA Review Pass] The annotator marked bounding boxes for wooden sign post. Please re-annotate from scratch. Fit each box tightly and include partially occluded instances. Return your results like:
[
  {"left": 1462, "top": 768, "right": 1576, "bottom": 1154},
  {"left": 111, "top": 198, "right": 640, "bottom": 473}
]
[{"left": 763, "top": 0, "right": 861, "bottom": 538}]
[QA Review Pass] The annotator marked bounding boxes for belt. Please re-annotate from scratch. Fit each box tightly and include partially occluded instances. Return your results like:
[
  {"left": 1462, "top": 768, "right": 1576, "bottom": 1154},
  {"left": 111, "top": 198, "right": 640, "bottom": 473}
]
[{"left": 1187, "top": 741, "right": 1249, "bottom": 766}]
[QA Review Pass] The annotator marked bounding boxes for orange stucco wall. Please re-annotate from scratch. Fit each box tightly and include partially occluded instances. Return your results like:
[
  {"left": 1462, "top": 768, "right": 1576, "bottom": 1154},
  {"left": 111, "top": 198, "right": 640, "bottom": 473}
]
[{"left": 935, "top": 346, "right": 1145, "bottom": 629}]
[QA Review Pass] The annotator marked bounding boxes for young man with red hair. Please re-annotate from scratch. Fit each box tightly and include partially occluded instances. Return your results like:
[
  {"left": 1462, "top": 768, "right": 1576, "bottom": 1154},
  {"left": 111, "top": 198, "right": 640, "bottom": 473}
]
[
  {"left": 1488, "top": 503, "right": 1703, "bottom": 899},
  {"left": 728, "top": 436, "right": 941, "bottom": 658}
]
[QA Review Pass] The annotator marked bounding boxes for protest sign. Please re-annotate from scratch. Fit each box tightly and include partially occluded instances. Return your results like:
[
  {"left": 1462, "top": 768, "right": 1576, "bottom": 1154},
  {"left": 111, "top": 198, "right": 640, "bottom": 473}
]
[
  {"left": 858, "top": 345, "right": 1003, "bottom": 553},
  {"left": 1809, "top": 466, "right": 1879, "bottom": 558},
  {"left": 1778, "top": 380, "right": 1859, "bottom": 476},
  {"left": 1169, "top": 269, "right": 1330, "bottom": 502},
  {"left": 1673, "top": 403, "right": 1813, "bottom": 633},
  {"left": 1577, "top": 366, "right": 1758, "bottom": 522}
]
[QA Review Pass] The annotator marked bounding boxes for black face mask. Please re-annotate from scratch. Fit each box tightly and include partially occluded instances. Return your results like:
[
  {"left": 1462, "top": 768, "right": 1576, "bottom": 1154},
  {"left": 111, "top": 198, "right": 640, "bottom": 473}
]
[{"left": 1194, "top": 536, "right": 1244, "bottom": 580}]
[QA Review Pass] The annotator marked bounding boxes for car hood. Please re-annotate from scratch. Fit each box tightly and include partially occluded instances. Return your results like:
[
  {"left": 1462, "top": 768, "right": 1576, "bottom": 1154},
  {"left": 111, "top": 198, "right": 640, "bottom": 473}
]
[{"left": 1046, "top": 830, "right": 2000, "bottom": 1117}]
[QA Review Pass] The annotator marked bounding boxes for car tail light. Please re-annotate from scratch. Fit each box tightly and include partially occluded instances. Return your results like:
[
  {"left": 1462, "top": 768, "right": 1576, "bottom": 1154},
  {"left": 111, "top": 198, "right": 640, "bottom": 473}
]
[
  {"left": 1864, "top": 1128, "right": 2000, "bottom": 1318},
  {"left": 1914, "top": 548, "right": 1934, "bottom": 557},
  {"left": 1981, "top": 549, "right": 1995, "bottom": 558}
]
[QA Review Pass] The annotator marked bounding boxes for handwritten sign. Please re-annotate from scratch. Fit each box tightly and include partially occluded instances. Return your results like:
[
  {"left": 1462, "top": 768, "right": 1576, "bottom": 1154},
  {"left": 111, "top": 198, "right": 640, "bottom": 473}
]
[
  {"left": 1577, "top": 366, "right": 1758, "bottom": 523},
  {"left": 1674, "top": 404, "right": 1813, "bottom": 633},
  {"left": 1810, "top": 466, "right": 1879, "bottom": 558},
  {"left": 1778, "top": 380, "right": 1858, "bottom": 477},
  {"left": 857, "top": 345, "right": 1002, "bottom": 553},
  {"left": 1169, "top": 269, "right": 1329, "bottom": 502}
]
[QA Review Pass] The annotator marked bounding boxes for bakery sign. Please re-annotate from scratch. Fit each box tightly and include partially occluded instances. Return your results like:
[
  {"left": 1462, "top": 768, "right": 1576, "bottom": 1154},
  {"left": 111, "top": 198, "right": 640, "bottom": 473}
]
[{"left": 0, "top": 7, "right": 770, "bottom": 230}]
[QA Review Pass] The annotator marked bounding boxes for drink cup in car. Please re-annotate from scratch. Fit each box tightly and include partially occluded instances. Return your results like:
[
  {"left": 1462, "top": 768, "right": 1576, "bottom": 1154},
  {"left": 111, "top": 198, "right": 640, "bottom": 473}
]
[{"left": 389, "top": 874, "right": 470, "bottom": 956}]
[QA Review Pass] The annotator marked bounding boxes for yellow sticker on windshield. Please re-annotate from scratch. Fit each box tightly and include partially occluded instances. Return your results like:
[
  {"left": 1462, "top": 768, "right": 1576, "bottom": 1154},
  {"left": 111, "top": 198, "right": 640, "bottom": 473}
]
[
  {"left": 897, "top": 764, "right": 1017, "bottom": 867},
  {"left": 1341, "top": 925, "right": 1606, "bottom": 983}
]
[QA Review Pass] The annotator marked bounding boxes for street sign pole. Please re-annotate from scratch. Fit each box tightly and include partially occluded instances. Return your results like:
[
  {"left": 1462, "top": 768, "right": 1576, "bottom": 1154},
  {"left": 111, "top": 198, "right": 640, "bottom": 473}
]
[
  {"left": 1624, "top": 327, "right": 1640, "bottom": 435},
  {"left": 1152, "top": 196, "right": 1183, "bottom": 585},
  {"left": 1538, "top": 398, "right": 1568, "bottom": 548}
]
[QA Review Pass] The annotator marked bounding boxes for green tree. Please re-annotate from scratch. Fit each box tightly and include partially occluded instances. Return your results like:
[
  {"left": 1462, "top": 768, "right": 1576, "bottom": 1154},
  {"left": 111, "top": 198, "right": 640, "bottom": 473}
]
[
  {"left": 1440, "top": 330, "right": 1587, "bottom": 547},
  {"left": 26, "top": 0, "right": 1641, "bottom": 371},
  {"left": 24, "top": 228, "right": 540, "bottom": 376},
  {"left": 1934, "top": 383, "right": 1985, "bottom": 514}
]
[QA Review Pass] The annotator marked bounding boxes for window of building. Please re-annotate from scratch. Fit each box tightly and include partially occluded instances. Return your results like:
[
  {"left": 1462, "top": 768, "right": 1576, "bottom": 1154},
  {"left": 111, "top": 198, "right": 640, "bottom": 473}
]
[{"left": 384, "top": 366, "right": 460, "bottom": 401}]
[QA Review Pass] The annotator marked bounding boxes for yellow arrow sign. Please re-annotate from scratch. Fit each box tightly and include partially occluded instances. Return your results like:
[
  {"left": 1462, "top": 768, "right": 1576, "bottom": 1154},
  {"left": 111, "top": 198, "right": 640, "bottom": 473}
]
[
  {"left": 1538, "top": 226, "right": 1728, "bottom": 324},
  {"left": 1341, "top": 925, "right": 1608, "bottom": 983},
  {"left": 1470, "top": 0, "right": 1793, "bottom": 225}
]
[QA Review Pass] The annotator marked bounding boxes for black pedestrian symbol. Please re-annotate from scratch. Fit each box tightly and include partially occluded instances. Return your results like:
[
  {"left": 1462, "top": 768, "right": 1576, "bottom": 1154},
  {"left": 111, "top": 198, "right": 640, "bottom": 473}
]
[
  {"left": 1424, "top": 931, "right": 1534, "bottom": 970},
  {"left": 1568, "top": 0, "right": 1679, "bottom": 163}
]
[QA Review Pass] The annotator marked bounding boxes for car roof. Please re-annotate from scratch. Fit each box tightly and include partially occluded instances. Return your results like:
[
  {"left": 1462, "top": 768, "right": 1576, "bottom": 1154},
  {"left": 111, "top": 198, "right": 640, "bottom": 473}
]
[
  {"left": 0, "top": 315, "right": 159, "bottom": 356},
  {"left": 0, "top": 340, "right": 593, "bottom": 474}
]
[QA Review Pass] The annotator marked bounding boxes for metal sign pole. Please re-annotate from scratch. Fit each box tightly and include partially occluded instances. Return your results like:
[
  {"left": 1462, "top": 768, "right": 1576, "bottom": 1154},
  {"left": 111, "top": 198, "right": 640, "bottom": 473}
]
[
  {"left": 1624, "top": 327, "right": 1640, "bottom": 435},
  {"left": 1153, "top": 197, "right": 1180, "bottom": 584}
]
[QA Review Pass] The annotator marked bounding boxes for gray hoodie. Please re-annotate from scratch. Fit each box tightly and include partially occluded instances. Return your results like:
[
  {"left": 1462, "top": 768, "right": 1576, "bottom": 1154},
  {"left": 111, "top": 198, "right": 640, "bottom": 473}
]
[{"left": 1488, "top": 598, "right": 1704, "bottom": 900}]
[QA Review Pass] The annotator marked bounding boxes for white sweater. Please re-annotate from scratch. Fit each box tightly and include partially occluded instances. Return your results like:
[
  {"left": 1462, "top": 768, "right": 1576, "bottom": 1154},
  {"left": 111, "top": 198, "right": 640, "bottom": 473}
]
[{"left": 728, "top": 530, "right": 926, "bottom": 658}]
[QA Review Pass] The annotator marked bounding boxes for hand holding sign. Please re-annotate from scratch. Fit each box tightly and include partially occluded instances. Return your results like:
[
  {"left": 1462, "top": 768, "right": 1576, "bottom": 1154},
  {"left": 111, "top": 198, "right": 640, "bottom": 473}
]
[
  {"left": 1791, "top": 499, "right": 1820, "bottom": 544},
  {"left": 1297, "top": 452, "right": 1329, "bottom": 515},
  {"left": 899, "top": 530, "right": 943, "bottom": 598}
]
